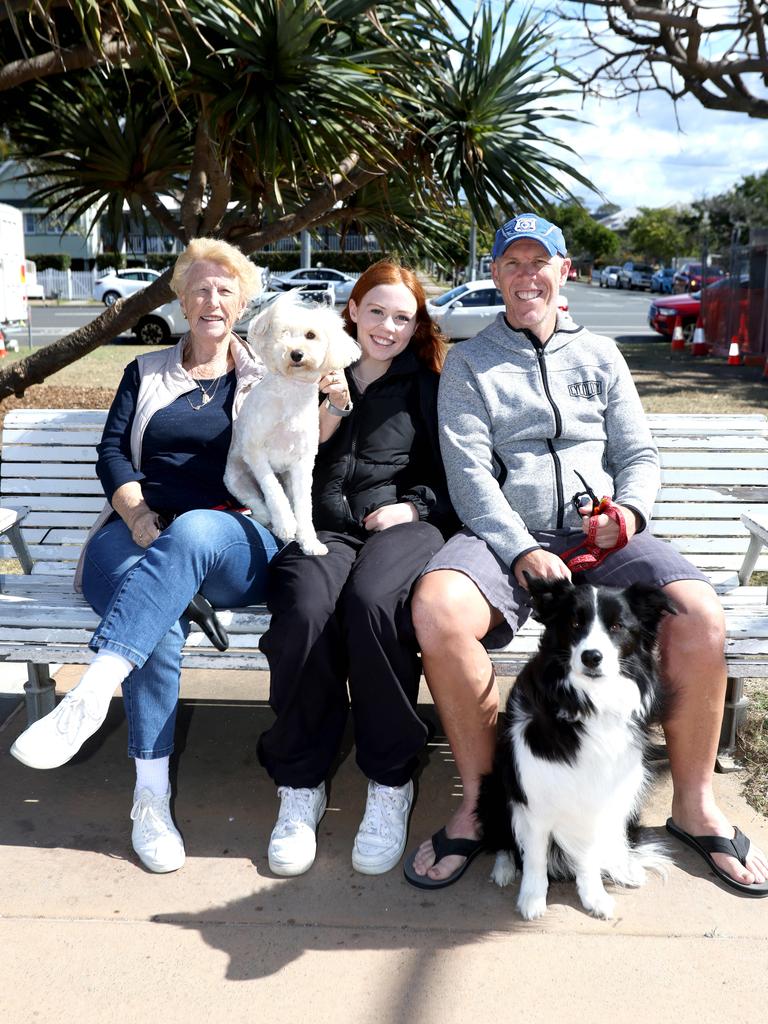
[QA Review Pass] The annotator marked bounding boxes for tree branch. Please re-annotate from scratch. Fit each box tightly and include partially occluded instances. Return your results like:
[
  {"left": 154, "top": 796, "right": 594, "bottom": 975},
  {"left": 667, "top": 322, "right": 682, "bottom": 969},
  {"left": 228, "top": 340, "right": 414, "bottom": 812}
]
[{"left": 0, "top": 39, "right": 135, "bottom": 92}]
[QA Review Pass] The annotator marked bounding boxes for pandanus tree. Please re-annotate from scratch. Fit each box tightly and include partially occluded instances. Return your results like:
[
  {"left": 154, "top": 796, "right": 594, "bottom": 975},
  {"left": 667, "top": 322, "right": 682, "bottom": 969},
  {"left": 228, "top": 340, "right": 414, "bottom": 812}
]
[{"left": 0, "top": 0, "right": 593, "bottom": 399}]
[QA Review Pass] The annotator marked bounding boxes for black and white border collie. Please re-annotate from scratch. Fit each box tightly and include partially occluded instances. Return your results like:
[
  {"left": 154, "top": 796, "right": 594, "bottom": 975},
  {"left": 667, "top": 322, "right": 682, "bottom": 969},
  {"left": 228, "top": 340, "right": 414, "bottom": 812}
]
[{"left": 476, "top": 575, "right": 676, "bottom": 920}]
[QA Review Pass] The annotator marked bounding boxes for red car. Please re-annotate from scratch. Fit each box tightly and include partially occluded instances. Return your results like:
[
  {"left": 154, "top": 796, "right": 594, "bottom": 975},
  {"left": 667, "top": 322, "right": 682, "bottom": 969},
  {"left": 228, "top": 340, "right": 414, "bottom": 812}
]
[
  {"left": 648, "top": 292, "right": 700, "bottom": 342},
  {"left": 672, "top": 263, "right": 725, "bottom": 294}
]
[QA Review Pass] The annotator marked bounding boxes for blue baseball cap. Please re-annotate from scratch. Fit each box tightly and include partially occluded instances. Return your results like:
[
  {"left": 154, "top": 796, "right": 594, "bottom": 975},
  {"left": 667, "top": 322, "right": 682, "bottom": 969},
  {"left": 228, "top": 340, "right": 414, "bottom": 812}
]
[{"left": 491, "top": 214, "right": 567, "bottom": 260}]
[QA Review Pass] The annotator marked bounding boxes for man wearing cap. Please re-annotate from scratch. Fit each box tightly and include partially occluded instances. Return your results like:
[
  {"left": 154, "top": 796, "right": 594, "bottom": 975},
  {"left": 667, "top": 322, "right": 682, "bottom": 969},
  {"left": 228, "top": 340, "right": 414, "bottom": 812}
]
[{"left": 403, "top": 213, "right": 768, "bottom": 896}]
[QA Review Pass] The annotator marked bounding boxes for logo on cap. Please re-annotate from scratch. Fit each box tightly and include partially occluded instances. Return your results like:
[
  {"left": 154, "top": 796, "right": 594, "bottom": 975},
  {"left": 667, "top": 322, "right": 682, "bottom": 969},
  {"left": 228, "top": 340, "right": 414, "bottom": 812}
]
[{"left": 514, "top": 216, "right": 537, "bottom": 233}]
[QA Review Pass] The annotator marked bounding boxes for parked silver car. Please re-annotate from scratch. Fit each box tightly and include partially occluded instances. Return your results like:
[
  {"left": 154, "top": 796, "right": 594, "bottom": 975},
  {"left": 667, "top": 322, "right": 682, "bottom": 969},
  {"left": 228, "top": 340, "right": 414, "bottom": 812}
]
[
  {"left": 270, "top": 267, "right": 356, "bottom": 304},
  {"left": 598, "top": 266, "right": 622, "bottom": 288},
  {"left": 618, "top": 261, "right": 654, "bottom": 291}
]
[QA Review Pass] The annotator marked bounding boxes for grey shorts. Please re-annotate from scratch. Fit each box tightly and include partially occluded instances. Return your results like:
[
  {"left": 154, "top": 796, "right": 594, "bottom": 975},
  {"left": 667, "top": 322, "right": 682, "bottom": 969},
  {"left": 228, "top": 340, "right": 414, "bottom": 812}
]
[{"left": 422, "top": 527, "right": 711, "bottom": 649}]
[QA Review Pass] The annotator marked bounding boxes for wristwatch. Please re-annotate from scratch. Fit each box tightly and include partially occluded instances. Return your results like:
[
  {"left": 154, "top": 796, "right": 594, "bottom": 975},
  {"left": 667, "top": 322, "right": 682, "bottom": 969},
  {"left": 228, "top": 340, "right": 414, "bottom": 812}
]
[{"left": 325, "top": 395, "right": 353, "bottom": 417}]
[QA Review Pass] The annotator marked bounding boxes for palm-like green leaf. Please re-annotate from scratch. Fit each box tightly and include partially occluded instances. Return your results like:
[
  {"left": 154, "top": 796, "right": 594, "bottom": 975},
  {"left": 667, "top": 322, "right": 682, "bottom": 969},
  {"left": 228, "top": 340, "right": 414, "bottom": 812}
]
[
  {"left": 421, "top": 3, "right": 592, "bottom": 224},
  {"left": 12, "top": 75, "right": 193, "bottom": 237}
]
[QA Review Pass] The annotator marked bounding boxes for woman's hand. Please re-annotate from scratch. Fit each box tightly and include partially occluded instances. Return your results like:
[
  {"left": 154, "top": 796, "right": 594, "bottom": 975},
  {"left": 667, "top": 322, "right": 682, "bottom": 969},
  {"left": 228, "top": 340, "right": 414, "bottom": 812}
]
[
  {"left": 364, "top": 502, "right": 419, "bottom": 532},
  {"left": 129, "top": 509, "right": 163, "bottom": 549},
  {"left": 319, "top": 370, "right": 350, "bottom": 412},
  {"left": 110, "top": 482, "right": 162, "bottom": 549}
]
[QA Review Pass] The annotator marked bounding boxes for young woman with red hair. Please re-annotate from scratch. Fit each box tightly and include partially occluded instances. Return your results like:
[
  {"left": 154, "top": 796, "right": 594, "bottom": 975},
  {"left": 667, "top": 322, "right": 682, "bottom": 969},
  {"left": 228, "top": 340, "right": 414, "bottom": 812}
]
[{"left": 257, "top": 259, "right": 457, "bottom": 879}]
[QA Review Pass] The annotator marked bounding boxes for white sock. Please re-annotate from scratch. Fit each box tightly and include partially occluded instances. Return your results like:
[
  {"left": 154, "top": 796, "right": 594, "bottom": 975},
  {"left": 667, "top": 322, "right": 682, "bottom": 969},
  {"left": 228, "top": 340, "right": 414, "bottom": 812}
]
[
  {"left": 70, "top": 651, "right": 133, "bottom": 711},
  {"left": 134, "top": 756, "right": 170, "bottom": 798},
  {"left": 77, "top": 650, "right": 133, "bottom": 691}
]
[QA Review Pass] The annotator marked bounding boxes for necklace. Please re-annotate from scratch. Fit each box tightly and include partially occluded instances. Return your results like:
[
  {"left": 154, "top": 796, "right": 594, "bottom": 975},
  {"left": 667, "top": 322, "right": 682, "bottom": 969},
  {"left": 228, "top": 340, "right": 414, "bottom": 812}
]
[
  {"left": 350, "top": 365, "right": 383, "bottom": 393},
  {"left": 186, "top": 373, "right": 225, "bottom": 411}
]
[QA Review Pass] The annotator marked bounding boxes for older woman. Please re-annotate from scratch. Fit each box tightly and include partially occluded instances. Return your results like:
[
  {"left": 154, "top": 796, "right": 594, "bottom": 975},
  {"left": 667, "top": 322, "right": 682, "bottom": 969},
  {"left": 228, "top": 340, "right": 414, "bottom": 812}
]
[{"left": 11, "top": 238, "right": 280, "bottom": 873}]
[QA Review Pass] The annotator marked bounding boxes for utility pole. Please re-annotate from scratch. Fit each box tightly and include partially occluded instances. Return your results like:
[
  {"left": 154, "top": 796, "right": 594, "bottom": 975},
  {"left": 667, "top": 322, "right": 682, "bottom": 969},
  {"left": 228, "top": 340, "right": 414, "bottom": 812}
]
[
  {"left": 300, "top": 229, "right": 312, "bottom": 269},
  {"left": 468, "top": 215, "right": 477, "bottom": 282}
]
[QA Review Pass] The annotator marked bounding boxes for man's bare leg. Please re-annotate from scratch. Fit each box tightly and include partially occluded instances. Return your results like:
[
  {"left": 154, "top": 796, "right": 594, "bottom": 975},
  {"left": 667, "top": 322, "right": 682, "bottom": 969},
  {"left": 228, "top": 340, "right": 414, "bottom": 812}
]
[
  {"left": 409, "top": 569, "right": 503, "bottom": 882},
  {"left": 662, "top": 579, "right": 768, "bottom": 885}
]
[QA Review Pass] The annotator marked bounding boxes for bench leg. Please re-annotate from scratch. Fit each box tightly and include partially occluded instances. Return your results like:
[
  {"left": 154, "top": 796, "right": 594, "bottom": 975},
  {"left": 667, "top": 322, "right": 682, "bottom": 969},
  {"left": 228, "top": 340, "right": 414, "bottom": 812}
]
[
  {"left": 24, "top": 664, "right": 56, "bottom": 724},
  {"left": 5, "top": 522, "right": 35, "bottom": 576},
  {"left": 716, "top": 676, "right": 749, "bottom": 773},
  {"left": 737, "top": 533, "right": 764, "bottom": 586}
]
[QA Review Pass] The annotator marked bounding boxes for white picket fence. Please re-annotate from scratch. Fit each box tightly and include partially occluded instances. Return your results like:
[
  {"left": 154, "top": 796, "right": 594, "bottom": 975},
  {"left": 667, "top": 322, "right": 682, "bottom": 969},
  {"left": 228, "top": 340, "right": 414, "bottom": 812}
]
[{"left": 37, "top": 268, "right": 96, "bottom": 301}]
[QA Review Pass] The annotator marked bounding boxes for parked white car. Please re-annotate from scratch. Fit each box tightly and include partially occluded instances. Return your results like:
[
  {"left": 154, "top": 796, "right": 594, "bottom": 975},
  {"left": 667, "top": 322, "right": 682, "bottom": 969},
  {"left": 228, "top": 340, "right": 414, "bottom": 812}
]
[
  {"left": 427, "top": 279, "right": 569, "bottom": 340},
  {"left": 93, "top": 268, "right": 162, "bottom": 306},
  {"left": 598, "top": 266, "right": 622, "bottom": 289},
  {"left": 130, "top": 287, "right": 334, "bottom": 344},
  {"left": 270, "top": 267, "right": 355, "bottom": 304}
]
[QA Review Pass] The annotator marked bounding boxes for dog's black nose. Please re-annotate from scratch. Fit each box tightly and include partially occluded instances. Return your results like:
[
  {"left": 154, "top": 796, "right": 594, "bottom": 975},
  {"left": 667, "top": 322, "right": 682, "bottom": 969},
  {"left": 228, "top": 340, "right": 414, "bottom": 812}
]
[
  {"left": 290, "top": 349, "right": 304, "bottom": 363},
  {"left": 581, "top": 649, "right": 603, "bottom": 669}
]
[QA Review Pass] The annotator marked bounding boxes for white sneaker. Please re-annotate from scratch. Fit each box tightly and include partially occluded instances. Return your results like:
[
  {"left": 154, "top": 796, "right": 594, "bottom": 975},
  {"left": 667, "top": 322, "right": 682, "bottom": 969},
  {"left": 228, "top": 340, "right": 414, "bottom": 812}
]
[
  {"left": 268, "top": 784, "right": 327, "bottom": 876},
  {"left": 10, "top": 685, "right": 112, "bottom": 770},
  {"left": 130, "top": 787, "right": 186, "bottom": 873},
  {"left": 352, "top": 779, "right": 414, "bottom": 875}
]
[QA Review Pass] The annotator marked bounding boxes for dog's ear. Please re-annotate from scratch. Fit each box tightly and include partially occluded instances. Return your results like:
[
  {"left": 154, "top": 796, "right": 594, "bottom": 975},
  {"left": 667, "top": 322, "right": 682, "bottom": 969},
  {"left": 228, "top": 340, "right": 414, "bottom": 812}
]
[
  {"left": 246, "top": 301, "right": 277, "bottom": 345},
  {"left": 325, "top": 323, "right": 362, "bottom": 372},
  {"left": 624, "top": 582, "right": 678, "bottom": 631},
  {"left": 526, "top": 574, "right": 575, "bottom": 624}
]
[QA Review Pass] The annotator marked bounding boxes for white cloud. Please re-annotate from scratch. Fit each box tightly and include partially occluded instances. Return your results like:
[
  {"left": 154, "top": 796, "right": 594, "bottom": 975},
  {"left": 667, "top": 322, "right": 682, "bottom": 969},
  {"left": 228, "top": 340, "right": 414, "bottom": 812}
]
[{"left": 542, "top": 87, "right": 768, "bottom": 210}]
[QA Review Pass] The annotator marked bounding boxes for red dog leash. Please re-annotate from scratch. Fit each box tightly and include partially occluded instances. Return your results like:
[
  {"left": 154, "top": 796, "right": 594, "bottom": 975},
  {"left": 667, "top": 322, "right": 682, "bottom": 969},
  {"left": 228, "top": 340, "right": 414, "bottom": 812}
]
[{"left": 560, "top": 473, "right": 629, "bottom": 573}]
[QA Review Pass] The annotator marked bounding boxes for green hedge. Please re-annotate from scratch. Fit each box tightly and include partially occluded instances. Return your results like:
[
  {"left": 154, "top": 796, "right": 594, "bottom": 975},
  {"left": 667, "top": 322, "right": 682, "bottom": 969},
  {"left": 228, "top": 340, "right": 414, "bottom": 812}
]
[
  {"left": 28, "top": 252, "right": 71, "bottom": 271},
  {"left": 256, "top": 250, "right": 383, "bottom": 274}
]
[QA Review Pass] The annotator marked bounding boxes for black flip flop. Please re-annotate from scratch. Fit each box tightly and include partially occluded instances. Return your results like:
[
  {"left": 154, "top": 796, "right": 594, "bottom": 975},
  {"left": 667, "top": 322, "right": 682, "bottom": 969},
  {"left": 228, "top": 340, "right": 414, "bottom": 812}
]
[
  {"left": 403, "top": 827, "right": 484, "bottom": 890},
  {"left": 666, "top": 818, "right": 768, "bottom": 897},
  {"left": 184, "top": 593, "right": 229, "bottom": 652}
]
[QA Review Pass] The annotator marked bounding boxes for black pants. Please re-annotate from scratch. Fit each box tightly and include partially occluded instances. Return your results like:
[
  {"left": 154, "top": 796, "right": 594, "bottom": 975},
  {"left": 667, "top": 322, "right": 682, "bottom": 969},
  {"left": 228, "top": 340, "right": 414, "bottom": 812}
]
[{"left": 257, "top": 521, "right": 445, "bottom": 788}]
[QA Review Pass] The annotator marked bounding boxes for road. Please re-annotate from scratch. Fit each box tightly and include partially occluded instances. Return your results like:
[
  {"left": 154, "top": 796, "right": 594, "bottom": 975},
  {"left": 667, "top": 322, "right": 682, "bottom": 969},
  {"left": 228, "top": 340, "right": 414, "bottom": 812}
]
[
  {"left": 3, "top": 304, "right": 134, "bottom": 352},
  {"left": 2, "top": 282, "right": 663, "bottom": 352},
  {"left": 563, "top": 281, "right": 661, "bottom": 343}
]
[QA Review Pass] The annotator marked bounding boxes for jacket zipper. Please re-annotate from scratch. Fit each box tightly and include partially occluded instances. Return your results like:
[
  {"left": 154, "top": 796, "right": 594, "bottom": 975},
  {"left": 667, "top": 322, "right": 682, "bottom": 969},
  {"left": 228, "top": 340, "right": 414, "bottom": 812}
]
[{"left": 534, "top": 341, "right": 566, "bottom": 529}]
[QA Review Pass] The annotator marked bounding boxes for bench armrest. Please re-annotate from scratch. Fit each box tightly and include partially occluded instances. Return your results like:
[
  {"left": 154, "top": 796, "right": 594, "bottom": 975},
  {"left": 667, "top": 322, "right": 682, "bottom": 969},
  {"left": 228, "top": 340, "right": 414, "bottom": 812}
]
[
  {"left": 738, "top": 510, "right": 768, "bottom": 587},
  {"left": 0, "top": 505, "right": 34, "bottom": 575}
]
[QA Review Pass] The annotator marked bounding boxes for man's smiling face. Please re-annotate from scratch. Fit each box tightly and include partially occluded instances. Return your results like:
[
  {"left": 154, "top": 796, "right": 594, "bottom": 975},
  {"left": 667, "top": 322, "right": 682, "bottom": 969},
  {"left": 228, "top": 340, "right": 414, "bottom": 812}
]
[{"left": 491, "top": 238, "right": 570, "bottom": 342}]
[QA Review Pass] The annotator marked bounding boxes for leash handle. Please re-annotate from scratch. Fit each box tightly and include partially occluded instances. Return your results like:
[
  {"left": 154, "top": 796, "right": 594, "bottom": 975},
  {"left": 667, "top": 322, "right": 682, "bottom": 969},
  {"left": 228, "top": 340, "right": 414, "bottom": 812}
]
[{"left": 561, "top": 498, "right": 628, "bottom": 573}]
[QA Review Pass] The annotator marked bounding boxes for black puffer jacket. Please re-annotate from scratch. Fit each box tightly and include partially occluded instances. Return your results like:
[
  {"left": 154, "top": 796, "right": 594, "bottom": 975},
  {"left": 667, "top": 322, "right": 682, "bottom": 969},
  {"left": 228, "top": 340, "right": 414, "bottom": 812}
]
[{"left": 312, "top": 348, "right": 458, "bottom": 539}]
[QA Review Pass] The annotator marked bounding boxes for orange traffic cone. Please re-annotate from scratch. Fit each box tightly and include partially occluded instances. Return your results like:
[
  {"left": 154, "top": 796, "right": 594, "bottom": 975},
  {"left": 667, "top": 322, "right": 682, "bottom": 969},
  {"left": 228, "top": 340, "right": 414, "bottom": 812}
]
[
  {"left": 0, "top": 329, "right": 7, "bottom": 358},
  {"left": 670, "top": 314, "right": 685, "bottom": 351},
  {"left": 727, "top": 339, "right": 741, "bottom": 365},
  {"left": 691, "top": 314, "right": 707, "bottom": 357}
]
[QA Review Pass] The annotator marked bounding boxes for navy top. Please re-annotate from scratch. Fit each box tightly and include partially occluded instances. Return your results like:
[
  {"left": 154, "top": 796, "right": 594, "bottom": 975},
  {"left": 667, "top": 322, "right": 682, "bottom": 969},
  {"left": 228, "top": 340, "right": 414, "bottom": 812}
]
[{"left": 95, "top": 360, "right": 239, "bottom": 513}]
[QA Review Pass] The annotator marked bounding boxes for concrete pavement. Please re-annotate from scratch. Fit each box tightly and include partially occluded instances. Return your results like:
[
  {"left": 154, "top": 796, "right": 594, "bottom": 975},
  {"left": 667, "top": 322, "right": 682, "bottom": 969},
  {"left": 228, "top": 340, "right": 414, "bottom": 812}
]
[{"left": 1, "top": 668, "right": 766, "bottom": 1024}]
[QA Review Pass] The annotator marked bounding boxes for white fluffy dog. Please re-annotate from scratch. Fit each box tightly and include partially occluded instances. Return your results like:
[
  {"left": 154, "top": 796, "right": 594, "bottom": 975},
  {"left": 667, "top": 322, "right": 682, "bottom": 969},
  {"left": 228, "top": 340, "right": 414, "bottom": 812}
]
[{"left": 225, "top": 291, "right": 360, "bottom": 556}]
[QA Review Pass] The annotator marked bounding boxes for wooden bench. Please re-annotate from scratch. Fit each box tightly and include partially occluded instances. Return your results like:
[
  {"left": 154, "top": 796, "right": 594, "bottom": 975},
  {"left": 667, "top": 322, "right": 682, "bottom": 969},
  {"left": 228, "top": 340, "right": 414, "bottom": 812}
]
[{"left": 2, "top": 408, "right": 768, "bottom": 770}]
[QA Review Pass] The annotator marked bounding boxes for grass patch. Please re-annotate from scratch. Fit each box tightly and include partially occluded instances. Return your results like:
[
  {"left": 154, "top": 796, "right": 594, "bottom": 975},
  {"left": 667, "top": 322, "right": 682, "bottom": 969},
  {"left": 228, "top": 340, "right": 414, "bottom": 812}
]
[
  {"left": 3, "top": 341, "right": 156, "bottom": 391},
  {"left": 740, "top": 683, "right": 768, "bottom": 815}
]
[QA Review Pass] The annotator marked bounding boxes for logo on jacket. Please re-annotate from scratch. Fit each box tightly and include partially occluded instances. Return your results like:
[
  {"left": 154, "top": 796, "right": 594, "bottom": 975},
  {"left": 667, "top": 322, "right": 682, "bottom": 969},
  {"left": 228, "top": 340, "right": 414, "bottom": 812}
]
[{"left": 568, "top": 380, "right": 603, "bottom": 398}]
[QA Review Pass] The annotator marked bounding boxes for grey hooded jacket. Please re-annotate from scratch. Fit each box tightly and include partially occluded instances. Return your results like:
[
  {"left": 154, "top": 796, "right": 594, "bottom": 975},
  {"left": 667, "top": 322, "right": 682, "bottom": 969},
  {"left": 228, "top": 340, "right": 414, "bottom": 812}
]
[{"left": 437, "top": 312, "right": 660, "bottom": 570}]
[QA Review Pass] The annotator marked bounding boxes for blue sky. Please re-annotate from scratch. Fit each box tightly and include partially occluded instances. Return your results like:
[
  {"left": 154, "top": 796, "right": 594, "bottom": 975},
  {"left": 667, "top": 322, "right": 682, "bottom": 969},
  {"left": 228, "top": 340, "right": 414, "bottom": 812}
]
[{"left": 460, "top": 1, "right": 768, "bottom": 212}]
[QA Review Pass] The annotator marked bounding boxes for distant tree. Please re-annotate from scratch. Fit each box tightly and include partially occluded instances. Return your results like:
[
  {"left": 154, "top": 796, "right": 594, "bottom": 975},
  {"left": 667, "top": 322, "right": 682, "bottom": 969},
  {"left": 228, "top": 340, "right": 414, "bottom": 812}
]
[
  {"left": 543, "top": 199, "right": 620, "bottom": 263},
  {"left": 593, "top": 201, "right": 621, "bottom": 220},
  {"left": 626, "top": 207, "right": 685, "bottom": 264},
  {"left": 559, "top": 1, "right": 768, "bottom": 118},
  {"left": 0, "top": 0, "right": 596, "bottom": 400}
]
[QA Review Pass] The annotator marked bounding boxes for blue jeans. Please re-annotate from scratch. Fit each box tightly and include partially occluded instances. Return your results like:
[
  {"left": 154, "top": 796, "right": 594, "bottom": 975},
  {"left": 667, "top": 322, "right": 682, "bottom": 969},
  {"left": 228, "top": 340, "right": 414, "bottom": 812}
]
[{"left": 81, "top": 510, "right": 280, "bottom": 759}]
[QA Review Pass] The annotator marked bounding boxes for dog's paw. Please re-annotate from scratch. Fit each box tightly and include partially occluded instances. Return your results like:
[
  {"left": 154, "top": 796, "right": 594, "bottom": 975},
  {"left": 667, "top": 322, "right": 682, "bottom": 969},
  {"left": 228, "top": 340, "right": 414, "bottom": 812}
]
[
  {"left": 490, "top": 851, "right": 517, "bottom": 888},
  {"left": 582, "top": 891, "right": 615, "bottom": 920},
  {"left": 298, "top": 538, "right": 328, "bottom": 557},
  {"left": 271, "top": 513, "right": 298, "bottom": 542},
  {"left": 517, "top": 892, "right": 547, "bottom": 920}
]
